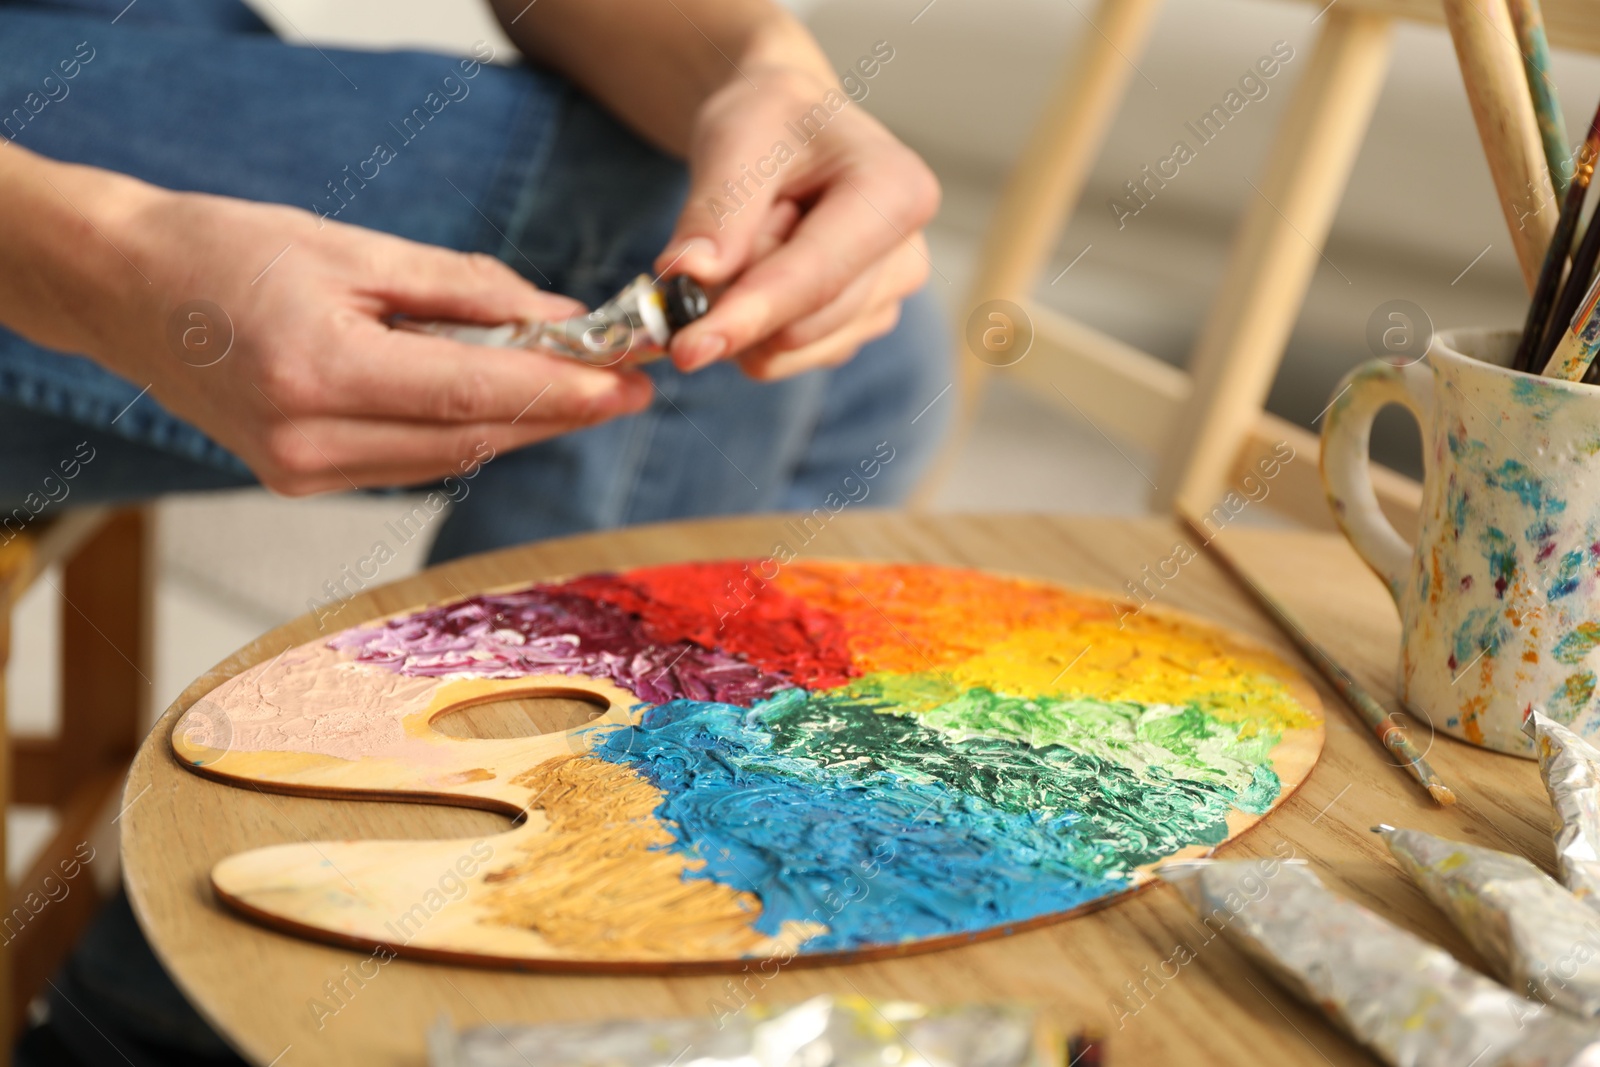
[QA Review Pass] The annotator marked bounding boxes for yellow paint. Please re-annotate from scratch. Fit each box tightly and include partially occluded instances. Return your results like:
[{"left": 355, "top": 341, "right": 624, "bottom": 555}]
[{"left": 845, "top": 618, "right": 1313, "bottom": 733}]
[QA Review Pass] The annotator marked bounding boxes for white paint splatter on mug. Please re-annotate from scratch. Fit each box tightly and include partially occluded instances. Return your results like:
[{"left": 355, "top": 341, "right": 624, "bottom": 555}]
[{"left": 1322, "top": 327, "right": 1600, "bottom": 757}]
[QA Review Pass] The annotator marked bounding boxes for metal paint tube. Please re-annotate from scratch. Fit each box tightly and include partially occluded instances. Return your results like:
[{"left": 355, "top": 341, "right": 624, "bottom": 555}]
[
  {"left": 426, "top": 996, "right": 1062, "bottom": 1067},
  {"left": 1527, "top": 710, "right": 1600, "bottom": 909},
  {"left": 1376, "top": 824, "right": 1600, "bottom": 1016},
  {"left": 1158, "top": 859, "right": 1600, "bottom": 1067},
  {"left": 395, "top": 273, "right": 709, "bottom": 368}
]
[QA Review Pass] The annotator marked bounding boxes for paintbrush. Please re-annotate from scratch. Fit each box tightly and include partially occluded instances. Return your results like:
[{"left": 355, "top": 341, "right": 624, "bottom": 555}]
[
  {"left": 1443, "top": 0, "right": 1558, "bottom": 292},
  {"left": 1535, "top": 180, "right": 1600, "bottom": 374},
  {"left": 1507, "top": 0, "right": 1570, "bottom": 195},
  {"left": 1540, "top": 269, "right": 1600, "bottom": 380},
  {"left": 1514, "top": 99, "right": 1600, "bottom": 372},
  {"left": 1181, "top": 512, "right": 1456, "bottom": 807}
]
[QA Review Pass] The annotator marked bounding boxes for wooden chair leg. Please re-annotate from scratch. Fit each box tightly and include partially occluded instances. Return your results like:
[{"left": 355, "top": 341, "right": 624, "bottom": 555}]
[
  {"left": 909, "top": 0, "right": 1165, "bottom": 508},
  {"left": 0, "top": 653, "right": 12, "bottom": 1067},
  {"left": 59, "top": 508, "right": 149, "bottom": 772},
  {"left": 7, "top": 507, "right": 150, "bottom": 1037},
  {"left": 1153, "top": 8, "right": 1393, "bottom": 516}
]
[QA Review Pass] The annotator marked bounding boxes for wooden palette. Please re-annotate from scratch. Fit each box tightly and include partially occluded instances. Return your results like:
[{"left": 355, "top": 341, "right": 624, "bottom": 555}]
[{"left": 173, "top": 559, "right": 1324, "bottom": 971}]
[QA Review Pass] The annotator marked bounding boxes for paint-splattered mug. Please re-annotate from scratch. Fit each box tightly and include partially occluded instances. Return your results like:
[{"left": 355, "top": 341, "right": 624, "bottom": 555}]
[{"left": 1322, "top": 327, "right": 1600, "bottom": 757}]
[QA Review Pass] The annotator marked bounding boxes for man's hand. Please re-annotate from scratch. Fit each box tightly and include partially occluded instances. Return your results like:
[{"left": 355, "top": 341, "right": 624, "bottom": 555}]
[
  {"left": 0, "top": 150, "right": 652, "bottom": 496},
  {"left": 497, "top": 1, "right": 940, "bottom": 382},
  {"left": 656, "top": 67, "right": 938, "bottom": 381}
]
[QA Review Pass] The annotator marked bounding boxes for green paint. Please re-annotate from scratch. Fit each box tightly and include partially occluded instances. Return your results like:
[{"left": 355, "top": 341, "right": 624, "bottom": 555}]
[
  {"left": 1550, "top": 673, "right": 1598, "bottom": 721},
  {"left": 903, "top": 684, "right": 1274, "bottom": 798},
  {"left": 1554, "top": 622, "right": 1600, "bottom": 666},
  {"left": 759, "top": 684, "right": 1282, "bottom": 878}
]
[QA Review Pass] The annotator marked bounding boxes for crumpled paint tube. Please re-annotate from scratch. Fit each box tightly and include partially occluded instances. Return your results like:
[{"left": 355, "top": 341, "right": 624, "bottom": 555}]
[
  {"left": 1377, "top": 824, "right": 1600, "bottom": 1016},
  {"left": 1158, "top": 859, "right": 1600, "bottom": 1067},
  {"left": 1526, "top": 710, "right": 1600, "bottom": 907},
  {"left": 426, "top": 996, "right": 1065, "bottom": 1067}
]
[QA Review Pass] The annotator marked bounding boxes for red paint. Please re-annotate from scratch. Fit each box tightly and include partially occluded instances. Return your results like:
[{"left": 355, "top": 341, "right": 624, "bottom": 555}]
[{"left": 561, "top": 563, "right": 857, "bottom": 689}]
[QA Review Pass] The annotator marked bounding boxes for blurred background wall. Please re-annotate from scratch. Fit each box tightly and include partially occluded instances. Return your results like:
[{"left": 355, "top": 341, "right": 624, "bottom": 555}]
[{"left": 10, "top": 0, "right": 1600, "bottom": 869}]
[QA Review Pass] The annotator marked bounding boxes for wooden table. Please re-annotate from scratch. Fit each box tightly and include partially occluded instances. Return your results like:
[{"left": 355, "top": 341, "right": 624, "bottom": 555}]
[{"left": 121, "top": 513, "right": 1555, "bottom": 1066}]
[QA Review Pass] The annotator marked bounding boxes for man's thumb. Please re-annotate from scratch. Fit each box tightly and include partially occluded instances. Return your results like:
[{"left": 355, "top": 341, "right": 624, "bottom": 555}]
[{"left": 656, "top": 140, "right": 786, "bottom": 285}]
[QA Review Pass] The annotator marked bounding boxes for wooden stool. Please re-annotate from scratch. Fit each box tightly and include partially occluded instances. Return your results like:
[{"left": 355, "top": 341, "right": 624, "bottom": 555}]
[{"left": 0, "top": 507, "right": 151, "bottom": 1059}]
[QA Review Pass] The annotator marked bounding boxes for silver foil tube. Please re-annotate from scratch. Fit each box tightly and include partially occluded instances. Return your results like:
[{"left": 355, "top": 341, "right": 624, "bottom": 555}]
[
  {"left": 394, "top": 274, "right": 700, "bottom": 368},
  {"left": 427, "top": 996, "right": 1058, "bottom": 1067},
  {"left": 1378, "top": 825, "right": 1600, "bottom": 1016},
  {"left": 1158, "top": 859, "right": 1600, "bottom": 1067},
  {"left": 1527, "top": 710, "right": 1600, "bottom": 909}
]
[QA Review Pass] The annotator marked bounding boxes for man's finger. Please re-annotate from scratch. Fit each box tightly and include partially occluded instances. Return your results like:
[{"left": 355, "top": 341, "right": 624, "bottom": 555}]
[
  {"left": 362, "top": 237, "right": 584, "bottom": 324},
  {"left": 760, "top": 239, "right": 926, "bottom": 351},
  {"left": 652, "top": 110, "right": 795, "bottom": 294},
  {"left": 670, "top": 162, "right": 936, "bottom": 366},
  {"left": 252, "top": 414, "right": 617, "bottom": 496},
  {"left": 257, "top": 322, "right": 654, "bottom": 424},
  {"left": 737, "top": 303, "right": 902, "bottom": 383},
  {"left": 747, "top": 197, "right": 802, "bottom": 265}
]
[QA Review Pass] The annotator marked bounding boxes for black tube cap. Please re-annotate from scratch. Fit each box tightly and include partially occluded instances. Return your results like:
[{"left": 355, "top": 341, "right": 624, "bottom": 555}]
[{"left": 661, "top": 275, "right": 710, "bottom": 332}]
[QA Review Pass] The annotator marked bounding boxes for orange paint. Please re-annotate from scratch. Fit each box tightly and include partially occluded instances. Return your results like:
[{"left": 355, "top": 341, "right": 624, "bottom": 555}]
[
  {"left": 772, "top": 562, "right": 1108, "bottom": 676},
  {"left": 1460, "top": 694, "right": 1487, "bottom": 745}
]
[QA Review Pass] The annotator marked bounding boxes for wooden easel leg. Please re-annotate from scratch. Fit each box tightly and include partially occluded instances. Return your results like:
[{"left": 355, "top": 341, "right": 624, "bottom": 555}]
[
  {"left": 909, "top": 0, "right": 1165, "bottom": 508},
  {"left": 1154, "top": 9, "right": 1393, "bottom": 516}
]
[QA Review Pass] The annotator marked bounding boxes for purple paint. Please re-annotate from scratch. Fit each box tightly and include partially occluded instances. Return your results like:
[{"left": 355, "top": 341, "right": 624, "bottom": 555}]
[{"left": 329, "top": 586, "right": 790, "bottom": 706}]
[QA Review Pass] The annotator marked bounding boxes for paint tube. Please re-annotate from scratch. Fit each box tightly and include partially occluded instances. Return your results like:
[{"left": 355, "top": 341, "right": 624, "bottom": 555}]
[
  {"left": 396, "top": 273, "right": 709, "bottom": 368},
  {"left": 1377, "top": 824, "right": 1600, "bottom": 1016},
  {"left": 1158, "top": 859, "right": 1600, "bottom": 1067},
  {"left": 1526, "top": 710, "right": 1600, "bottom": 908},
  {"left": 426, "top": 995, "right": 1063, "bottom": 1067}
]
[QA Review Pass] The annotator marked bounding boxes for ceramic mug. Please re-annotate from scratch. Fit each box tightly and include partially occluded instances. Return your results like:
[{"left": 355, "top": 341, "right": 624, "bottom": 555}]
[{"left": 1321, "top": 327, "right": 1600, "bottom": 757}]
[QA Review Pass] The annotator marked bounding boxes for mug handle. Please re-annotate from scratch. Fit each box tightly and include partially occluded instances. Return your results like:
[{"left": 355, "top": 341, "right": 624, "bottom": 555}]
[{"left": 1319, "top": 359, "right": 1433, "bottom": 606}]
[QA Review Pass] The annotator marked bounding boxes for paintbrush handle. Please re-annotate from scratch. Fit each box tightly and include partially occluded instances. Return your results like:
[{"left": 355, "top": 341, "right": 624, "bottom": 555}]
[
  {"left": 1536, "top": 194, "right": 1600, "bottom": 370},
  {"left": 1514, "top": 104, "right": 1600, "bottom": 373},
  {"left": 1184, "top": 514, "right": 1456, "bottom": 807},
  {"left": 1442, "top": 0, "right": 1557, "bottom": 293},
  {"left": 1505, "top": 0, "right": 1570, "bottom": 194},
  {"left": 1515, "top": 172, "right": 1586, "bottom": 372},
  {"left": 1542, "top": 270, "right": 1600, "bottom": 379}
]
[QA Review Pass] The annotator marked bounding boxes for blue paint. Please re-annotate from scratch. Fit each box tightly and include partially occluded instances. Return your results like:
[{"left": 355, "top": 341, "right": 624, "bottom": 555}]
[
  {"left": 1481, "top": 527, "right": 1516, "bottom": 598},
  {"left": 1450, "top": 485, "right": 1470, "bottom": 537},
  {"left": 1548, "top": 551, "right": 1585, "bottom": 600},
  {"left": 589, "top": 688, "right": 1278, "bottom": 951},
  {"left": 1525, "top": 519, "right": 1558, "bottom": 543},
  {"left": 1488, "top": 459, "right": 1566, "bottom": 514},
  {"left": 1453, "top": 605, "right": 1504, "bottom": 665}
]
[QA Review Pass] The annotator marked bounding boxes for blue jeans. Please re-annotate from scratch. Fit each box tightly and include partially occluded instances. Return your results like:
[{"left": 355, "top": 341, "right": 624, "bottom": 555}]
[{"left": 0, "top": 0, "right": 953, "bottom": 567}]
